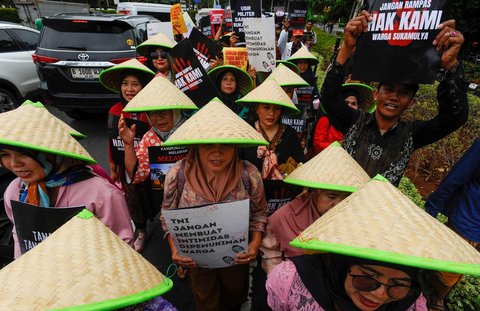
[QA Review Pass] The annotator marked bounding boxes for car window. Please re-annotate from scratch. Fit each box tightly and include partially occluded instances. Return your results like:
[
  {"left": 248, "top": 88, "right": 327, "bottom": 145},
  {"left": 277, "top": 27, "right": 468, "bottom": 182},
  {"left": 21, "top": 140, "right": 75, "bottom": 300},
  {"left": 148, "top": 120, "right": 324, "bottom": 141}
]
[
  {"left": 138, "top": 11, "right": 170, "bottom": 22},
  {"left": 0, "top": 29, "right": 20, "bottom": 53},
  {"left": 9, "top": 28, "right": 39, "bottom": 50}
]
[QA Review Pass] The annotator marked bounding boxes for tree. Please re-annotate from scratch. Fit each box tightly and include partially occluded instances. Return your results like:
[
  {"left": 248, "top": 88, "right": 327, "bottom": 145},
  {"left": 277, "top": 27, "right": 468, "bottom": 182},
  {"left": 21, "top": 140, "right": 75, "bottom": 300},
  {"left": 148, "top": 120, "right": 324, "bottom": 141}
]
[{"left": 311, "top": 0, "right": 355, "bottom": 23}]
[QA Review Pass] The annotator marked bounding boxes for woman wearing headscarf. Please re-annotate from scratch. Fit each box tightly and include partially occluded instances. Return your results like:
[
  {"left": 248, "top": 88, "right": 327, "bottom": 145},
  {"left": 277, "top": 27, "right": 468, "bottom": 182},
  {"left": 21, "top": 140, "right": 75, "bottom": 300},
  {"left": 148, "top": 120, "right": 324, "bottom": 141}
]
[
  {"left": 287, "top": 46, "right": 320, "bottom": 107},
  {"left": 118, "top": 75, "right": 198, "bottom": 251},
  {"left": 160, "top": 99, "right": 268, "bottom": 311},
  {"left": 136, "top": 33, "right": 176, "bottom": 81},
  {"left": 0, "top": 102, "right": 133, "bottom": 258}
]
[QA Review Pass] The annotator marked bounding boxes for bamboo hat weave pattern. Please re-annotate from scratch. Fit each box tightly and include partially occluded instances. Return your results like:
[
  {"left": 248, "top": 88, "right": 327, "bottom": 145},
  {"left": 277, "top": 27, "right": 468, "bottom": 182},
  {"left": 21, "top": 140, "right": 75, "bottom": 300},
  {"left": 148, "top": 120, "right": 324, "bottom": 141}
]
[
  {"left": 208, "top": 65, "right": 254, "bottom": 95},
  {"left": 290, "top": 176, "right": 480, "bottom": 276},
  {"left": 135, "top": 33, "right": 176, "bottom": 57},
  {"left": 162, "top": 97, "right": 268, "bottom": 147},
  {"left": 288, "top": 46, "right": 319, "bottom": 66},
  {"left": 123, "top": 75, "right": 198, "bottom": 113},
  {"left": 276, "top": 60, "right": 300, "bottom": 74},
  {"left": 0, "top": 101, "right": 95, "bottom": 163},
  {"left": 236, "top": 79, "right": 300, "bottom": 114},
  {"left": 267, "top": 63, "right": 309, "bottom": 88},
  {"left": 284, "top": 142, "right": 370, "bottom": 192},
  {"left": 99, "top": 58, "right": 155, "bottom": 93},
  {"left": 0, "top": 210, "right": 173, "bottom": 310}
]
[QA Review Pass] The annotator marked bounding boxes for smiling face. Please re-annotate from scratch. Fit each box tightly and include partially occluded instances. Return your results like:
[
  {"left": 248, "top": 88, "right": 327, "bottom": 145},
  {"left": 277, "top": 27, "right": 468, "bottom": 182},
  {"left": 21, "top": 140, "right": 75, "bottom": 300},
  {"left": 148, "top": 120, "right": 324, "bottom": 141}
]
[
  {"left": 313, "top": 189, "right": 348, "bottom": 215},
  {"left": 120, "top": 75, "right": 143, "bottom": 102},
  {"left": 374, "top": 84, "right": 416, "bottom": 122},
  {"left": 198, "top": 144, "right": 236, "bottom": 173},
  {"left": 296, "top": 60, "right": 309, "bottom": 74},
  {"left": 0, "top": 149, "right": 45, "bottom": 183},
  {"left": 256, "top": 103, "right": 282, "bottom": 129},
  {"left": 148, "top": 110, "right": 174, "bottom": 132},
  {"left": 152, "top": 47, "right": 170, "bottom": 73},
  {"left": 220, "top": 71, "right": 237, "bottom": 95},
  {"left": 345, "top": 265, "right": 412, "bottom": 311}
]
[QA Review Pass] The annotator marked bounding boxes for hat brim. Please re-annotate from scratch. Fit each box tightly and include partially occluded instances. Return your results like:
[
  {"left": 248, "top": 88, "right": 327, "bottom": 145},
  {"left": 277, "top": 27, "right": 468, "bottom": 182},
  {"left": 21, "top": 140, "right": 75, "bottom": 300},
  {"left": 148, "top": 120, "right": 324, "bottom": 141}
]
[
  {"left": 99, "top": 66, "right": 155, "bottom": 94},
  {"left": 284, "top": 178, "right": 358, "bottom": 193},
  {"left": 123, "top": 104, "right": 198, "bottom": 113},
  {"left": 342, "top": 83, "right": 375, "bottom": 112},
  {"left": 208, "top": 65, "right": 254, "bottom": 95},
  {"left": 289, "top": 57, "right": 319, "bottom": 67},
  {"left": 161, "top": 138, "right": 268, "bottom": 148},
  {"left": 236, "top": 99, "right": 301, "bottom": 115}
]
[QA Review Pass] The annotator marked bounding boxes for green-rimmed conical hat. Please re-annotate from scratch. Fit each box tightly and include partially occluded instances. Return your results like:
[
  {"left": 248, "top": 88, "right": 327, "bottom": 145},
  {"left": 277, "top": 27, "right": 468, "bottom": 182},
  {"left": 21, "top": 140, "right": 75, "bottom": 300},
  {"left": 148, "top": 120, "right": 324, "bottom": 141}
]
[
  {"left": 0, "top": 210, "right": 173, "bottom": 310},
  {"left": 288, "top": 46, "right": 319, "bottom": 66},
  {"left": 267, "top": 63, "right": 309, "bottom": 88},
  {"left": 236, "top": 79, "right": 300, "bottom": 114},
  {"left": 162, "top": 97, "right": 268, "bottom": 147},
  {"left": 290, "top": 175, "right": 480, "bottom": 276},
  {"left": 284, "top": 142, "right": 370, "bottom": 192},
  {"left": 276, "top": 60, "right": 300, "bottom": 75},
  {"left": 136, "top": 33, "right": 176, "bottom": 57},
  {"left": 208, "top": 65, "right": 254, "bottom": 95},
  {"left": 0, "top": 101, "right": 95, "bottom": 164},
  {"left": 99, "top": 58, "right": 155, "bottom": 93},
  {"left": 123, "top": 75, "right": 198, "bottom": 113},
  {"left": 341, "top": 83, "right": 376, "bottom": 112}
]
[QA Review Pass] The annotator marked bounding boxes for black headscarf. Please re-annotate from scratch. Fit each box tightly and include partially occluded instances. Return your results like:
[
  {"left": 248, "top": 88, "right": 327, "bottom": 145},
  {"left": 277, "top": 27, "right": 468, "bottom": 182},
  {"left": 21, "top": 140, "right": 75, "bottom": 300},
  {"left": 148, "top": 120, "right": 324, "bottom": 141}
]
[
  {"left": 216, "top": 69, "right": 243, "bottom": 115},
  {"left": 118, "top": 69, "right": 151, "bottom": 106},
  {"left": 290, "top": 253, "right": 421, "bottom": 311}
]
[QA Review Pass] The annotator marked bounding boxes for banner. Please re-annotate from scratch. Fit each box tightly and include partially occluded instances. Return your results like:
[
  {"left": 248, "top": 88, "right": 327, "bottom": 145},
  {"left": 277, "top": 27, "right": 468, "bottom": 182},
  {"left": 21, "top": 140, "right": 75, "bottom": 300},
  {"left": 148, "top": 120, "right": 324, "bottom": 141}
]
[
  {"left": 243, "top": 17, "right": 276, "bottom": 72},
  {"left": 351, "top": 0, "right": 448, "bottom": 84},
  {"left": 147, "top": 22, "right": 174, "bottom": 40},
  {"left": 263, "top": 180, "right": 302, "bottom": 215},
  {"left": 296, "top": 75, "right": 316, "bottom": 106},
  {"left": 223, "top": 47, "right": 249, "bottom": 71},
  {"left": 199, "top": 15, "right": 212, "bottom": 38},
  {"left": 188, "top": 27, "right": 222, "bottom": 71},
  {"left": 170, "top": 4, "right": 188, "bottom": 35},
  {"left": 282, "top": 104, "right": 308, "bottom": 148},
  {"left": 11, "top": 201, "right": 84, "bottom": 255},
  {"left": 288, "top": 0, "right": 308, "bottom": 30},
  {"left": 209, "top": 9, "right": 225, "bottom": 39},
  {"left": 163, "top": 199, "right": 250, "bottom": 268},
  {"left": 231, "top": 0, "right": 262, "bottom": 42},
  {"left": 170, "top": 39, "right": 220, "bottom": 107}
]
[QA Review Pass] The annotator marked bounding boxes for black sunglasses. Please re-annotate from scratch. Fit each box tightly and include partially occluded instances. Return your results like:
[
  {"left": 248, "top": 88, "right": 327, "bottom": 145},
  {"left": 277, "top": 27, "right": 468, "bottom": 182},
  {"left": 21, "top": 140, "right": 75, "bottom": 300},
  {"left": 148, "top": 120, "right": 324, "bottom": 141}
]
[
  {"left": 150, "top": 50, "right": 169, "bottom": 60},
  {"left": 349, "top": 271, "right": 413, "bottom": 300}
]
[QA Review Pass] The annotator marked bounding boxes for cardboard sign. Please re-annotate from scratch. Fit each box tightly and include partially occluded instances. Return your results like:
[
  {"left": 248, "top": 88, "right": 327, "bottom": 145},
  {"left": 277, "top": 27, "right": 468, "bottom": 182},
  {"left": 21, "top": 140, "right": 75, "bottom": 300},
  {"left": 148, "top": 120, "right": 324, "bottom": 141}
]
[
  {"left": 188, "top": 27, "right": 221, "bottom": 71},
  {"left": 243, "top": 17, "right": 276, "bottom": 72},
  {"left": 199, "top": 15, "right": 212, "bottom": 38},
  {"left": 170, "top": 4, "right": 188, "bottom": 35},
  {"left": 231, "top": 0, "right": 262, "bottom": 42},
  {"left": 263, "top": 180, "right": 302, "bottom": 215},
  {"left": 170, "top": 39, "right": 220, "bottom": 107},
  {"left": 11, "top": 201, "right": 84, "bottom": 255},
  {"left": 163, "top": 199, "right": 250, "bottom": 268},
  {"left": 351, "top": 0, "right": 448, "bottom": 84},
  {"left": 223, "top": 47, "right": 249, "bottom": 71},
  {"left": 288, "top": 0, "right": 308, "bottom": 30},
  {"left": 147, "top": 22, "right": 174, "bottom": 40}
]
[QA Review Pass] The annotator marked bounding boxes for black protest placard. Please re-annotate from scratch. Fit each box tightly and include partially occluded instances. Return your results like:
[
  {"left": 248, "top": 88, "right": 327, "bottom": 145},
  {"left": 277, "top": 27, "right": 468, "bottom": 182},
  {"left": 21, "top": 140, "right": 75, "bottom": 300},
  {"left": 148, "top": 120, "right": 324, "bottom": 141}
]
[
  {"left": 263, "top": 180, "right": 302, "bottom": 215},
  {"left": 231, "top": 0, "right": 262, "bottom": 42},
  {"left": 288, "top": 0, "right": 308, "bottom": 30},
  {"left": 282, "top": 104, "right": 308, "bottom": 148},
  {"left": 296, "top": 75, "right": 316, "bottom": 106},
  {"left": 11, "top": 201, "right": 84, "bottom": 255},
  {"left": 170, "top": 39, "right": 220, "bottom": 107},
  {"left": 199, "top": 15, "right": 212, "bottom": 38},
  {"left": 188, "top": 27, "right": 222, "bottom": 71},
  {"left": 209, "top": 8, "right": 225, "bottom": 40},
  {"left": 352, "top": 0, "right": 448, "bottom": 84}
]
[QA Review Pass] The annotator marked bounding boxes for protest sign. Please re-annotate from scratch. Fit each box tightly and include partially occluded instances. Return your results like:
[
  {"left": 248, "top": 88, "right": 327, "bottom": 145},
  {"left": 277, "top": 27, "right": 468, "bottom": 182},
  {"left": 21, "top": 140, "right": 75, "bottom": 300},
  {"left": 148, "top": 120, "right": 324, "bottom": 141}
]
[
  {"left": 199, "top": 15, "right": 212, "bottom": 38},
  {"left": 170, "top": 4, "right": 188, "bottom": 35},
  {"left": 188, "top": 27, "right": 221, "bottom": 71},
  {"left": 296, "top": 75, "right": 316, "bottom": 106},
  {"left": 288, "top": 0, "right": 307, "bottom": 30},
  {"left": 11, "top": 201, "right": 84, "bottom": 255},
  {"left": 170, "top": 39, "right": 220, "bottom": 107},
  {"left": 263, "top": 180, "right": 302, "bottom": 215},
  {"left": 223, "top": 47, "right": 249, "bottom": 71},
  {"left": 183, "top": 11, "right": 195, "bottom": 36},
  {"left": 147, "top": 22, "right": 174, "bottom": 40},
  {"left": 352, "top": 0, "right": 448, "bottom": 84},
  {"left": 243, "top": 17, "right": 276, "bottom": 72},
  {"left": 231, "top": 0, "right": 262, "bottom": 42},
  {"left": 163, "top": 199, "right": 250, "bottom": 268},
  {"left": 209, "top": 8, "right": 225, "bottom": 39},
  {"left": 282, "top": 104, "right": 308, "bottom": 148},
  {"left": 223, "top": 7, "right": 233, "bottom": 32}
]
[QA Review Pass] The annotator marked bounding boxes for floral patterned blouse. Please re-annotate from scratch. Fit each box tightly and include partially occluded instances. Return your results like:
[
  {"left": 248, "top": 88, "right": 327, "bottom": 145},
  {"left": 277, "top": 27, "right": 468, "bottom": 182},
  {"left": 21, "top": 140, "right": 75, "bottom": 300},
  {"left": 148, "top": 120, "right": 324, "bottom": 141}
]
[{"left": 133, "top": 128, "right": 162, "bottom": 184}]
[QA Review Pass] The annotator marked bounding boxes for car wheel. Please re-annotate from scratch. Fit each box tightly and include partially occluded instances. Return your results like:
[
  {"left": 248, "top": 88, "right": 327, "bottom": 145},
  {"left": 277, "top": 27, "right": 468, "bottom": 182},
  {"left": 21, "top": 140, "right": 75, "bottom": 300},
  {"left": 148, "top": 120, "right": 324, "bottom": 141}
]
[
  {"left": 65, "top": 109, "right": 88, "bottom": 120},
  {"left": 0, "top": 87, "right": 18, "bottom": 113}
]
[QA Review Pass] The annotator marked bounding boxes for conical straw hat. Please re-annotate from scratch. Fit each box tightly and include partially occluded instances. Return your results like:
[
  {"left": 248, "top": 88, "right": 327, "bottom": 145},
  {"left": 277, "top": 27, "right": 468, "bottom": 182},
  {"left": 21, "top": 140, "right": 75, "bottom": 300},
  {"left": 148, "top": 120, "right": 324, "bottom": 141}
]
[
  {"left": 290, "top": 175, "right": 480, "bottom": 276},
  {"left": 99, "top": 58, "right": 155, "bottom": 93},
  {"left": 0, "top": 101, "right": 95, "bottom": 163},
  {"left": 236, "top": 79, "right": 300, "bottom": 114},
  {"left": 288, "top": 46, "right": 319, "bottom": 66},
  {"left": 208, "top": 65, "right": 254, "bottom": 95},
  {"left": 123, "top": 75, "right": 198, "bottom": 113},
  {"left": 162, "top": 98, "right": 268, "bottom": 147},
  {"left": 0, "top": 210, "right": 173, "bottom": 310},
  {"left": 136, "top": 33, "right": 176, "bottom": 57},
  {"left": 285, "top": 142, "right": 370, "bottom": 192},
  {"left": 341, "top": 83, "right": 376, "bottom": 112},
  {"left": 267, "top": 63, "right": 309, "bottom": 88},
  {"left": 276, "top": 60, "right": 300, "bottom": 74}
]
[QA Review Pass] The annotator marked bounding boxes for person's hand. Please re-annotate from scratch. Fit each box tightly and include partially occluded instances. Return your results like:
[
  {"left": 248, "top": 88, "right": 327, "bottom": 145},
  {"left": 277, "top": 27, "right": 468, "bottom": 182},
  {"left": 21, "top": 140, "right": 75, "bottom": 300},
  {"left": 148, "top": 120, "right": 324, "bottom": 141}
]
[
  {"left": 209, "top": 56, "right": 221, "bottom": 70},
  {"left": 229, "top": 34, "right": 239, "bottom": 47},
  {"left": 342, "top": 10, "right": 371, "bottom": 51},
  {"left": 248, "top": 65, "right": 257, "bottom": 82},
  {"left": 118, "top": 114, "right": 135, "bottom": 147},
  {"left": 109, "top": 164, "right": 119, "bottom": 183},
  {"left": 235, "top": 240, "right": 260, "bottom": 265},
  {"left": 433, "top": 20, "right": 464, "bottom": 70},
  {"left": 172, "top": 250, "right": 196, "bottom": 268}
]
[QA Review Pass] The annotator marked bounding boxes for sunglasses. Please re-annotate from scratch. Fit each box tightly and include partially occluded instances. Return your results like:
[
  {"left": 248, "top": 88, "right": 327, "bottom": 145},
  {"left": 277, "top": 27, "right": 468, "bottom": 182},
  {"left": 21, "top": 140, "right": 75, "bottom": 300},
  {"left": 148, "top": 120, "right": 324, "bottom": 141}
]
[
  {"left": 150, "top": 50, "right": 169, "bottom": 60},
  {"left": 349, "top": 271, "right": 413, "bottom": 299}
]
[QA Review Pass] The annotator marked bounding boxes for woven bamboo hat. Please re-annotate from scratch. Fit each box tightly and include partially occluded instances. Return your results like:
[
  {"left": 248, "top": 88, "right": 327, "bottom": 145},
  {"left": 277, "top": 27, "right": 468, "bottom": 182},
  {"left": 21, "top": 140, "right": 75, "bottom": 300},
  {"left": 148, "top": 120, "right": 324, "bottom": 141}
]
[
  {"left": 290, "top": 175, "right": 480, "bottom": 275},
  {"left": 288, "top": 46, "right": 319, "bottom": 66},
  {"left": 276, "top": 60, "right": 300, "bottom": 74},
  {"left": 99, "top": 58, "right": 155, "bottom": 93},
  {"left": 267, "top": 63, "right": 309, "bottom": 88},
  {"left": 236, "top": 79, "right": 300, "bottom": 114},
  {"left": 285, "top": 142, "right": 370, "bottom": 192},
  {"left": 0, "top": 101, "right": 95, "bottom": 164},
  {"left": 136, "top": 33, "right": 176, "bottom": 57},
  {"left": 208, "top": 65, "right": 254, "bottom": 95},
  {"left": 0, "top": 210, "right": 173, "bottom": 310},
  {"left": 342, "top": 83, "right": 376, "bottom": 112},
  {"left": 162, "top": 97, "right": 268, "bottom": 147},
  {"left": 123, "top": 75, "right": 198, "bottom": 113}
]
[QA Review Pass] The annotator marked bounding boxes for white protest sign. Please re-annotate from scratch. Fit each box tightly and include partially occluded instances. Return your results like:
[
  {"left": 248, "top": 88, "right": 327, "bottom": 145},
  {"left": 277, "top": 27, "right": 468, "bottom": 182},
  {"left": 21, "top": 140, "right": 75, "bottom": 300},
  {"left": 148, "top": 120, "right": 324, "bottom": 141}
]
[
  {"left": 163, "top": 199, "right": 250, "bottom": 268},
  {"left": 243, "top": 17, "right": 276, "bottom": 72},
  {"left": 147, "top": 22, "right": 174, "bottom": 40},
  {"left": 183, "top": 11, "right": 195, "bottom": 37}
]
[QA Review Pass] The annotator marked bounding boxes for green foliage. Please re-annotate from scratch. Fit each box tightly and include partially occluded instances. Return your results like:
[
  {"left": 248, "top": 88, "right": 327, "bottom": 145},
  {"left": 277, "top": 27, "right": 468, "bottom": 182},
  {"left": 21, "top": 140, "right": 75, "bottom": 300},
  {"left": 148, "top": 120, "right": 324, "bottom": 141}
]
[
  {"left": 311, "top": 28, "right": 341, "bottom": 69},
  {"left": 446, "top": 275, "right": 480, "bottom": 311},
  {"left": 450, "top": 0, "right": 480, "bottom": 38},
  {"left": 398, "top": 176, "right": 425, "bottom": 208},
  {"left": 311, "top": 0, "right": 355, "bottom": 23},
  {"left": 463, "top": 61, "right": 480, "bottom": 85},
  {"left": 0, "top": 8, "right": 20, "bottom": 23}
]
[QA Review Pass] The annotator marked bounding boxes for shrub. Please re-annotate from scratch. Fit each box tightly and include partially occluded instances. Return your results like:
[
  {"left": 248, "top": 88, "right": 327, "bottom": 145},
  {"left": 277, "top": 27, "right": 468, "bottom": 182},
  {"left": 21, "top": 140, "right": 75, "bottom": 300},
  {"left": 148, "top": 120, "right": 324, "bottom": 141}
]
[
  {"left": 446, "top": 275, "right": 480, "bottom": 311},
  {"left": 0, "top": 8, "right": 20, "bottom": 23},
  {"left": 311, "top": 28, "right": 342, "bottom": 70},
  {"left": 398, "top": 176, "right": 425, "bottom": 208},
  {"left": 463, "top": 61, "right": 480, "bottom": 84}
]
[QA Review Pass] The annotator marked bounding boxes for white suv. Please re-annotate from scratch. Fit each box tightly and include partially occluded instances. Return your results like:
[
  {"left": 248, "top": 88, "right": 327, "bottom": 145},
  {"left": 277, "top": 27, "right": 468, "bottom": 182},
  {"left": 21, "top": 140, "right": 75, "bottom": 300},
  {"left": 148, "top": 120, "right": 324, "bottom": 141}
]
[{"left": 0, "top": 22, "right": 40, "bottom": 112}]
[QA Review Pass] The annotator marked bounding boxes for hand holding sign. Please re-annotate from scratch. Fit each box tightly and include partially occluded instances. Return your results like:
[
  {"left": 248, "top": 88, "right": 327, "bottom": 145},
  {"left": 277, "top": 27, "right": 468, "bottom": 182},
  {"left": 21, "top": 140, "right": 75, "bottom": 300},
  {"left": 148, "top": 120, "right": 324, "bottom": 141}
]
[
  {"left": 342, "top": 10, "right": 372, "bottom": 53},
  {"left": 234, "top": 231, "right": 261, "bottom": 265},
  {"left": 433, "top": 20, "right": 464, "bottom": 70}
]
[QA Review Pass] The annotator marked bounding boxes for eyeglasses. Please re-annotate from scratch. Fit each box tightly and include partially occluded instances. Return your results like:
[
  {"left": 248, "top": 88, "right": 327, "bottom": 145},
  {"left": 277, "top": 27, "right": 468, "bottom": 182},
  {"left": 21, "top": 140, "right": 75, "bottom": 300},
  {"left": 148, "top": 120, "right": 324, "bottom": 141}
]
[
  {"left": 150, "top": 50, "right": 169, "bottom": 60},
  {"left": 349, "top": 271, "right": 413, "bottom": 299}
]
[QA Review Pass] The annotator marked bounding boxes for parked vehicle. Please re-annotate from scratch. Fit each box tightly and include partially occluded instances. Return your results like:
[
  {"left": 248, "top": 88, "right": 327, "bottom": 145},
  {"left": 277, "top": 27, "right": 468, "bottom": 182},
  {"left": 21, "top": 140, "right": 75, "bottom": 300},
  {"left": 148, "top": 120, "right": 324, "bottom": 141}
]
[
  {"left": 0, "top": 21, "right": 40, "bottom": 112},
  {"left": 117, "top": 2, "right": 171, "bottom": 22},
  {"left": 33, "top": 13, "right": 158, "bottom": 119}
]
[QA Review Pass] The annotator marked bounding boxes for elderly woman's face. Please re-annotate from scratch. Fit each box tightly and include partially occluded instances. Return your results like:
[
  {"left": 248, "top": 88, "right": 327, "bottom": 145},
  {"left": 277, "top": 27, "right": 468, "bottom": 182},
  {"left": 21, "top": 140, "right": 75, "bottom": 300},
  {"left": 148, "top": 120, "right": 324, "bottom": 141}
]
[
  {"left": 345, "top": 265, "right": 413, "bottom": 311},
  {"left": 220, "top": 72, "right": 237, "bottom": 95},
  {"left": 0, "top": 149, "right": 45, "bottom": 183},
  {"left": 198, "top": 144, "right": 235, "bottom": 173},
  {"left": 256, "top": 103, "right": 282, "bottom": 128},
  {"left": 152, "top": 47, "right": 170, "bottom": 73},
  {"left": 121, "top": 75, "right": 142, "bottom": 102},
  {"left": 148, "top": 110, "right": 174, "bottom": 132},
  {"left": 313, "top": 189, "right": 348, "bottom": 215}
]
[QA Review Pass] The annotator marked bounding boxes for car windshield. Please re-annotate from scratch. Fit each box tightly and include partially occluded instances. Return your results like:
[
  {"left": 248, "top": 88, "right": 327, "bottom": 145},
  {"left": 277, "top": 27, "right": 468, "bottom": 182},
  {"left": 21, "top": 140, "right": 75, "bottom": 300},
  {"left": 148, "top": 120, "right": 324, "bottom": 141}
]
[{"left": 39, "top": 20, "right": 136, "bottom": 51}]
